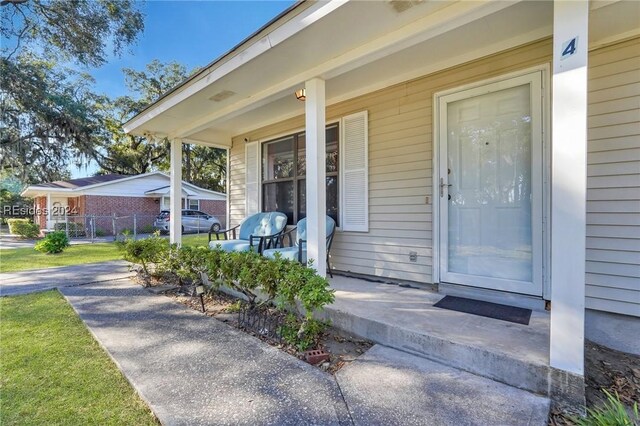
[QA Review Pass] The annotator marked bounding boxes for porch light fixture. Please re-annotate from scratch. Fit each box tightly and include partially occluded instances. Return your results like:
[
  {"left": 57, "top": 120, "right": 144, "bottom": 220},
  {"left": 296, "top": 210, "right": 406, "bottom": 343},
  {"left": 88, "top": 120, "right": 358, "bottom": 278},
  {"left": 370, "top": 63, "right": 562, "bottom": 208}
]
[{"left": 295, "top": 88, "right": 306, "bottom": 101}]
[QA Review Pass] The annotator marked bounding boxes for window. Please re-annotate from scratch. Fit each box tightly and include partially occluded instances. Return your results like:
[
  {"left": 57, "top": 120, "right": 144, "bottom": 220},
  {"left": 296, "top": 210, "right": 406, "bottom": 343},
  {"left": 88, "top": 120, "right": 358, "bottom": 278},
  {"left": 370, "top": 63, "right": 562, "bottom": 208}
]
[
  {"left": 262, "top": 125, "right": 339, "bottom": 225},
  {"left": 187, "top": 199, "right": 199, "bottom": 210}
]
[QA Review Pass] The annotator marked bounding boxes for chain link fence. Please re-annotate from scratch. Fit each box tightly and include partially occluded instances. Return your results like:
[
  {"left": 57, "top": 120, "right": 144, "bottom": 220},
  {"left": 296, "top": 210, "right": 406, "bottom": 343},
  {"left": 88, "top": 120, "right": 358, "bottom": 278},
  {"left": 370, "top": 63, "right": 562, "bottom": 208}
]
[
  {"left": 49, "top": 213, "right": 218, "bottom": 241},
  {"left": 50, "top": 214, "right": 158, "bottom": 241}
]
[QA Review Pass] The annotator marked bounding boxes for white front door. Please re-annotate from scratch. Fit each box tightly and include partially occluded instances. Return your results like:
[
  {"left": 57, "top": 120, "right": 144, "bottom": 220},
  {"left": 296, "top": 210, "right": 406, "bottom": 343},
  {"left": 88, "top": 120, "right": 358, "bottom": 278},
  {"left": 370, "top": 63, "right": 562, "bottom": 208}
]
[{"left": 438, "top": 72, "right": 543, "bottom": 296}]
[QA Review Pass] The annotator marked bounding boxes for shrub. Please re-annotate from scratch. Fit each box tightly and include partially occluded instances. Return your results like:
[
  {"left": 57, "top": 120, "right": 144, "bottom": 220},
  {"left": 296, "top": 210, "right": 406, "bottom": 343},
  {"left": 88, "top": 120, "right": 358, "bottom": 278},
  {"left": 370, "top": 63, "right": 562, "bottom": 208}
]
[
  {"left": 34, "top": 231, "right": 69, "bottom": 254},
  {"left": 117, "top": 229, "right": 132, "bottom": 241},
  {"left": 161, "top": 246, "right": 335, "bottom": 318},
  {"left": 7, "top": 219, "right": 40, "bottom": 239},
  {"left": 218, "top": 250, "right": 265, "bottom": 306},
  {"left": 166, "top": 245, "right": 223, "bottom": 285},
  {"left": 272, "top": 258, "right": 334, "bottom": 349},
  {"left": 276, "top": 258, "right": 335, "bottom": 320},
  {"left": 280, "top": 314, "right": 329, "bottom": 351},
  {"left": 225, "top": 300, "right": 244, "bottom": 313},
  {"left": 95, "top": 228, "right": 106, "bottom": 237},
  {"left": 117, "top": 233, "right": 169, "bottom": 275},
  {"left": 1, "top": 188, "right": 32, "bottom": 224},
  {"left": 140, "top": 225, "right": 155, "bottom": 234},
  {"left": 572, "top": 391, "right": 639, "bottom": 426},
  {"left": 159, "top": 246, "right": 335, "bottom": 349}
]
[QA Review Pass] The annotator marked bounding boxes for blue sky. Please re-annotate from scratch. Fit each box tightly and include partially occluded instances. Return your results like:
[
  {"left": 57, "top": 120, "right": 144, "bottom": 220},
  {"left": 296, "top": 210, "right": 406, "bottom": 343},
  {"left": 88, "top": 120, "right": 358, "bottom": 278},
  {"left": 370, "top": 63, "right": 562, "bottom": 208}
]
[
  {"left": 71, "top": 0, "right": 295, "bottom": 177},
  {"left": 92, "top": 0, "right": 296, "bottom": 99},
  {"left": 91, "top": 0, "right": 295, "bottom": 96}
]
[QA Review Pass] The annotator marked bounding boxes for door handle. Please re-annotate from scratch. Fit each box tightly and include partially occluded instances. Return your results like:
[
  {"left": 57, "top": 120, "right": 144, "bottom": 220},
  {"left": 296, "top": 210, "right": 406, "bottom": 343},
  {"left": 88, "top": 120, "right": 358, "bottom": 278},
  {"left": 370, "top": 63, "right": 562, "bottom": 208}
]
[{"left": 440, "top": 178, "right": 452, "bottom": 197}]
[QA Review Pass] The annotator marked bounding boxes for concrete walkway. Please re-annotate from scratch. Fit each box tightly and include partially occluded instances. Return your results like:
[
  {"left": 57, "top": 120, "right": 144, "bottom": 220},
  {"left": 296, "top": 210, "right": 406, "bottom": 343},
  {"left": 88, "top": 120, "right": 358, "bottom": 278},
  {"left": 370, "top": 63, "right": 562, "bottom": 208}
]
[
  {"left": 0, "top": 235, "right": 38, "bottom": 249},
  {"left": 61, "top": 279, "right": 350, "bottom": 426},
  {"left": 325, "top": 275, "right": 551, "bottom": 395},
  {"left": 0, "top": 260, "right": 134, "bottom": 296},
  {"left": 59, "top": 278, "right": 550, "bottom": 425},
  {"left": 337, "top": 345, "right": 550, "bottom": 426}
]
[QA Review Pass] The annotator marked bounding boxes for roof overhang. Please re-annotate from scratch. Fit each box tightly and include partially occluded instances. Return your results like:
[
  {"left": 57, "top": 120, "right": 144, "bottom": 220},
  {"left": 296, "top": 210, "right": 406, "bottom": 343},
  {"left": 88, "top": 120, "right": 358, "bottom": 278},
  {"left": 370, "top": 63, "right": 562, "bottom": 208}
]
[
  {"left": 124, "top": 0, "right": 639, "bottom": 147},
  {"left": 145, "top": 185, "right": 198, "bottom": 197},
  {"left": 21, "top": 187, "right": 75, "bottom": 198}
]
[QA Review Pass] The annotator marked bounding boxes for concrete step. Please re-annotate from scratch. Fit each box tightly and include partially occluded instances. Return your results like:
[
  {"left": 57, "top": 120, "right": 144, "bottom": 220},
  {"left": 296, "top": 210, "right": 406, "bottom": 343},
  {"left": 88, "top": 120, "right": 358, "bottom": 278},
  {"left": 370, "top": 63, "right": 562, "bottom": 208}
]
[
  {"left": 323, "top": 276, "right": 551, "bottom": 396},
  {"left": 336, "top": 345, "right": 550, "bottom": 426}
]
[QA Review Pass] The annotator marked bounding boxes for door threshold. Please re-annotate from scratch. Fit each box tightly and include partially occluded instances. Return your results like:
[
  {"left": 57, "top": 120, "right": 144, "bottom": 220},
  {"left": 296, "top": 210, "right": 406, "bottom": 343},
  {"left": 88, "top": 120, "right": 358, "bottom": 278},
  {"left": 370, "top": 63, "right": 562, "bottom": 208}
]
[
  {"left": 332, "top": 270, "right": 438, "bottom": 292},
  {"left": 438, "top": 282, "right": 547, "bottom": 312}
]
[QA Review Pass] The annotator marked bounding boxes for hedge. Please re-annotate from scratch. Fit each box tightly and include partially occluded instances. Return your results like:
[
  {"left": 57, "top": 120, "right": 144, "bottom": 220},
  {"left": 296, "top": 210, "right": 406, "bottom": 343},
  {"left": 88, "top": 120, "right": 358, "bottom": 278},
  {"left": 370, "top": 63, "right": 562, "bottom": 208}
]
[{"left": 7, "top": 219, "right": 40, "bottom": 239}]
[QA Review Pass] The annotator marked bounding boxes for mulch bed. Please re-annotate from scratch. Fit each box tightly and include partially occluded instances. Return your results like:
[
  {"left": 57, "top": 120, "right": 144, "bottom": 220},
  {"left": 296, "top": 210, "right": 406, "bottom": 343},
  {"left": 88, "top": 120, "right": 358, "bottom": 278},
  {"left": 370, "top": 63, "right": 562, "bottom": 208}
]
[
  {"left": 549, "top": 340, "right": 640, "bottom": 425},
  {"left": 134, "top": 273, "right": 373, "bottom": 374}
]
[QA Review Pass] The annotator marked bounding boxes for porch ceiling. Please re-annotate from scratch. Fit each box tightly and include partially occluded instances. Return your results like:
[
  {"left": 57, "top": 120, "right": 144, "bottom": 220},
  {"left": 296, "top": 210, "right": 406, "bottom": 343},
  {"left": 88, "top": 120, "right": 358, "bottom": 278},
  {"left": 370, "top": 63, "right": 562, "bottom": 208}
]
[{"left": 126, "top": 0, "right": 638, "bottom": 147}]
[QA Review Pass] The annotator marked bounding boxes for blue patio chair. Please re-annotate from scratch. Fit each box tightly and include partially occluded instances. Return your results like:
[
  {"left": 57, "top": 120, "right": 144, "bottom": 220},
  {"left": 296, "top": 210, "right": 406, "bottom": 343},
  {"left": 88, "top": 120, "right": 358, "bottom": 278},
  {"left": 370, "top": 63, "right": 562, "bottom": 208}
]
[
  {"left": 262, "top": 216, "right": 336, "bottom": 277},
  {"left": 208, "top": 212, "right": 287, "bottom": 254}
]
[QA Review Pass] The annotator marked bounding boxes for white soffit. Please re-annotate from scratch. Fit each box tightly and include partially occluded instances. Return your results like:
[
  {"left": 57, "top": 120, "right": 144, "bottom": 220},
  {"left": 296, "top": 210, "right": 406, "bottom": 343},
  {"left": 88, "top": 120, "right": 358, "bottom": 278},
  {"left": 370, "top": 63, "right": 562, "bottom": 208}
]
[
  {"left": 126, "top": 0, "right": 474, "bottom": 138},
  {"left": 135, "top": 0, "right": 638, "bottom": 146},
  {"left": 172, "top": 0, "right": 528, "bottom": 141},
  {"left": 211, "top": 0, "right": 638, "bottom": 138},
  {"left": 208, "top": 1, "right": 554, "bottom": 137},
  {"left": 125, "top": 0, "right": 349, "bottom": 136}
]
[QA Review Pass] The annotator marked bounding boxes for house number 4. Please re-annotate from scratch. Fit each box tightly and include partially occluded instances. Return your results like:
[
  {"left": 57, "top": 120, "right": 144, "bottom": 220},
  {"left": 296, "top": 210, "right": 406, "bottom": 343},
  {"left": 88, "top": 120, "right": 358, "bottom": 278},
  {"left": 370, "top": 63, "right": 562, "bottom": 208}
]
[{"left": 561, "top": 37, "right": 578, "bottom": 60}]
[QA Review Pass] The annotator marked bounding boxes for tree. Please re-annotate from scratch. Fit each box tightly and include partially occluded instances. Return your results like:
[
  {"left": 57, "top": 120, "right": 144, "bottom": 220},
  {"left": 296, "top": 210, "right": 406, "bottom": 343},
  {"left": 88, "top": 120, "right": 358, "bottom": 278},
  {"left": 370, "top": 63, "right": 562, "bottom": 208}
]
[
  {"left": 96, "top": 60, "right": 227, "bottom": 192},
  {"left": 92, "top": 60, "right": 189, "bottom": 175},
  {"left": 0, "top": 0, "right": 144, "bottom": 183},
  {"left": 0, "top": 170, "right": 32, "bottom": 222},
  {"left": 176, "top": 144, "right": 226, "bottom": 193},
  {"left": 92, "top": 98, "right": 169, "bottom": 176},
  {"left": 1, "top": 55, "right": 100, "bottom": 182},
  {"left": 1, "top": 0, "right": 143, "bottom": 67}
]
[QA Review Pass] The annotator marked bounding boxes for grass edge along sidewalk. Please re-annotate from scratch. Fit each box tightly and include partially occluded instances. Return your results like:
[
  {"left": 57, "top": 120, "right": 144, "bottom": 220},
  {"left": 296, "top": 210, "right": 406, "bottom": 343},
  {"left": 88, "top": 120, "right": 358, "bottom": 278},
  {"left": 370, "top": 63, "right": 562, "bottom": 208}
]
[
  {"left": 0, "top": 243, "right": 121, "bottom": 273},
  {"left": 0, "top": 290, "right": 158, "bottom": 425},
  {"left": 0, "top": 234, "right": 210, "bottom": 273}
]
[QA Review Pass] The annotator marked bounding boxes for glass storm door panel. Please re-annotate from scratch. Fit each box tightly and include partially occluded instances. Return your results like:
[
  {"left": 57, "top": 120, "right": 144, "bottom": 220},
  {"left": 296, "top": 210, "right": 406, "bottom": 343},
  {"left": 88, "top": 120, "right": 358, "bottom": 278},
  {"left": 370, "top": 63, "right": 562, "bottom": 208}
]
[{"left": 439, "top": 73, "right": 543, "bottom": 296}]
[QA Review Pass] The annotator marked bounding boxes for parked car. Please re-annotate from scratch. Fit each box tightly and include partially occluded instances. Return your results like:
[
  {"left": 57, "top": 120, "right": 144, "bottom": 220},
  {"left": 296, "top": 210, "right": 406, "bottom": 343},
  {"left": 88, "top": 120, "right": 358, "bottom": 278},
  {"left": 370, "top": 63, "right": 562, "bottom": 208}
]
[{"left": 154, "top": 210, "right": 221, "bottom": 234}]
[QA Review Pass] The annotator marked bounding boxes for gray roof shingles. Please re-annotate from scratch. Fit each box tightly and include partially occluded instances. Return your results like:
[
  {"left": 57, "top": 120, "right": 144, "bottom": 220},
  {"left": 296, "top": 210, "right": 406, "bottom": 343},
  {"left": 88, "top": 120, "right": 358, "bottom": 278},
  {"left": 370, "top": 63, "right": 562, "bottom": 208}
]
[{"left": 32, "top": 174, "right": 129, "bottom": 189}]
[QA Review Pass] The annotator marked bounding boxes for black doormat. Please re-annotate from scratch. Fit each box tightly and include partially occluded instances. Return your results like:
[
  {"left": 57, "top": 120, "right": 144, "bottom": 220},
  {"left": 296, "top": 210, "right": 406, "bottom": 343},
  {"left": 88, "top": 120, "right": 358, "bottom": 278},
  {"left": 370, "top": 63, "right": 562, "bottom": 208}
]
[{"left": 433, "top": 295, "right": 532, "bottom": 325}]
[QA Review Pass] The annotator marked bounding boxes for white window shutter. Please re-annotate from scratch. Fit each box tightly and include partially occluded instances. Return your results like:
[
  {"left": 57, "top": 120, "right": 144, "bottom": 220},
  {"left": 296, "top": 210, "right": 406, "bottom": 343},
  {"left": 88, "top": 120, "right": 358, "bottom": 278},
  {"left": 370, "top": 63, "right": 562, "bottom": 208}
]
[
  {"left": 245, "top": 141, "right": 260, "bottom": 215},
  {"left": 341, "top": 111, "right": 369, "bottom": 232}
]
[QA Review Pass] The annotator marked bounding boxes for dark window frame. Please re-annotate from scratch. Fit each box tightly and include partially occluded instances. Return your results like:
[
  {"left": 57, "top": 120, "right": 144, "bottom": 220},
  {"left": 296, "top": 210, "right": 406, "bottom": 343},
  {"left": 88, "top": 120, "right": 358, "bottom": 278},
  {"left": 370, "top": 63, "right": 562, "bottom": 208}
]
[
  {"left": 187, "top": 199, "right": 200, "bottom": 210},
  {"left": 261, "top": 124, "right": 339, "bottom": 225}
]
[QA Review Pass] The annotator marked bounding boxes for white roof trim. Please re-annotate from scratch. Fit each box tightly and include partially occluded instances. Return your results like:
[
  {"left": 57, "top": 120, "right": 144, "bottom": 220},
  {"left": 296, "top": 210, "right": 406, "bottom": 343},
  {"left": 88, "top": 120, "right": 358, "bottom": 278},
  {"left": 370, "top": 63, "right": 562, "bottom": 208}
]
[
  {"left": 169, "top": 1, "right": 516, "bottom": 141},
  {"left": 21, "top": 171, "right": 227, "bottom": 198},
  {"left": 145, "top": 185, "right": 198, "bottom": 197},
  {"left": 123, "top": 1, "right": 348, "bottom": 135}
]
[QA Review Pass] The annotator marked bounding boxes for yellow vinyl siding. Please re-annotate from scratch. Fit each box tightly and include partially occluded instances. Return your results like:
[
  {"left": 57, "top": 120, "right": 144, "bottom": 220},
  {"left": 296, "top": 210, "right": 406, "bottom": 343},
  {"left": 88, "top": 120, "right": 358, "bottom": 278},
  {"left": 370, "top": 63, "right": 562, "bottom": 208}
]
[
  {"left": 230, "top": 38, "right": 553, "bottom": 284},
  {"left": 229, "top": 36, "right": 640, "bottom": 317},
  {"left": 586, "top": 37, "right": 640, "bottom": 317}
]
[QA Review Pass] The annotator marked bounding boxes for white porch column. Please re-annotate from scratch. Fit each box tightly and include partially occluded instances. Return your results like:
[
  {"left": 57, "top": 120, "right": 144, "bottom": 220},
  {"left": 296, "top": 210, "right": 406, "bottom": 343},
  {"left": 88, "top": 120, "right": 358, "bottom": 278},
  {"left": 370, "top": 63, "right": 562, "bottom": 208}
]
[
  {"left": 226, "top": 147, "right": 231, "bottom": 229},
  {"left": 550, "top": 0, "right": 588, "bottom": 381},
  {"left": 170, "top": 138, "right": 183, "bottom": 245},
  {"left": 305, "top": 78, "right": 327, "bottom": 276},
  {"left": 46, "top": 193, "right": 52, "bottom": 228}
]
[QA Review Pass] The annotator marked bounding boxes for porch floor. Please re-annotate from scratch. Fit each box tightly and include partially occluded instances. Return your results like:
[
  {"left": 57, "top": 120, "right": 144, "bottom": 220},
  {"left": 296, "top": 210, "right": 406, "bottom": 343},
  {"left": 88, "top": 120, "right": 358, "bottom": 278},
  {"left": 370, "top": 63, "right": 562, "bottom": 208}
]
[{"left": 325, "top": 274, "right": 551, "bottom": 394}]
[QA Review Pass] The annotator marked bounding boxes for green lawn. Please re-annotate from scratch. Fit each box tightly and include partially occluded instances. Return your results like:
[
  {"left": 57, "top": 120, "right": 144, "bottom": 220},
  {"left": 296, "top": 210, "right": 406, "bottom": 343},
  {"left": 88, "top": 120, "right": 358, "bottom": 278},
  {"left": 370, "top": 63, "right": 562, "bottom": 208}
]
[
  {"left": 0, "top": 291, "right": 158, "bottom": 425},
  {"left": 0, "top": 243, "right": 121, "bottom": 273},
  {"left": 0, "top": 234, "right": 210, "bottom": 273},
  {"left": 181, "top": 233, "right": 211, "bottom": 247}
]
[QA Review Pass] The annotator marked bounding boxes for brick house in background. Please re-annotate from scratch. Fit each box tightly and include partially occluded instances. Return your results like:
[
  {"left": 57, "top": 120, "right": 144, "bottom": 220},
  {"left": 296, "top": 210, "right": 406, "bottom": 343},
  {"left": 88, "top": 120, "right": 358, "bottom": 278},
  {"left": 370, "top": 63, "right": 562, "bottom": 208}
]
[{"left": 22, "top": 172, "right": 226, "bottom": 235}]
